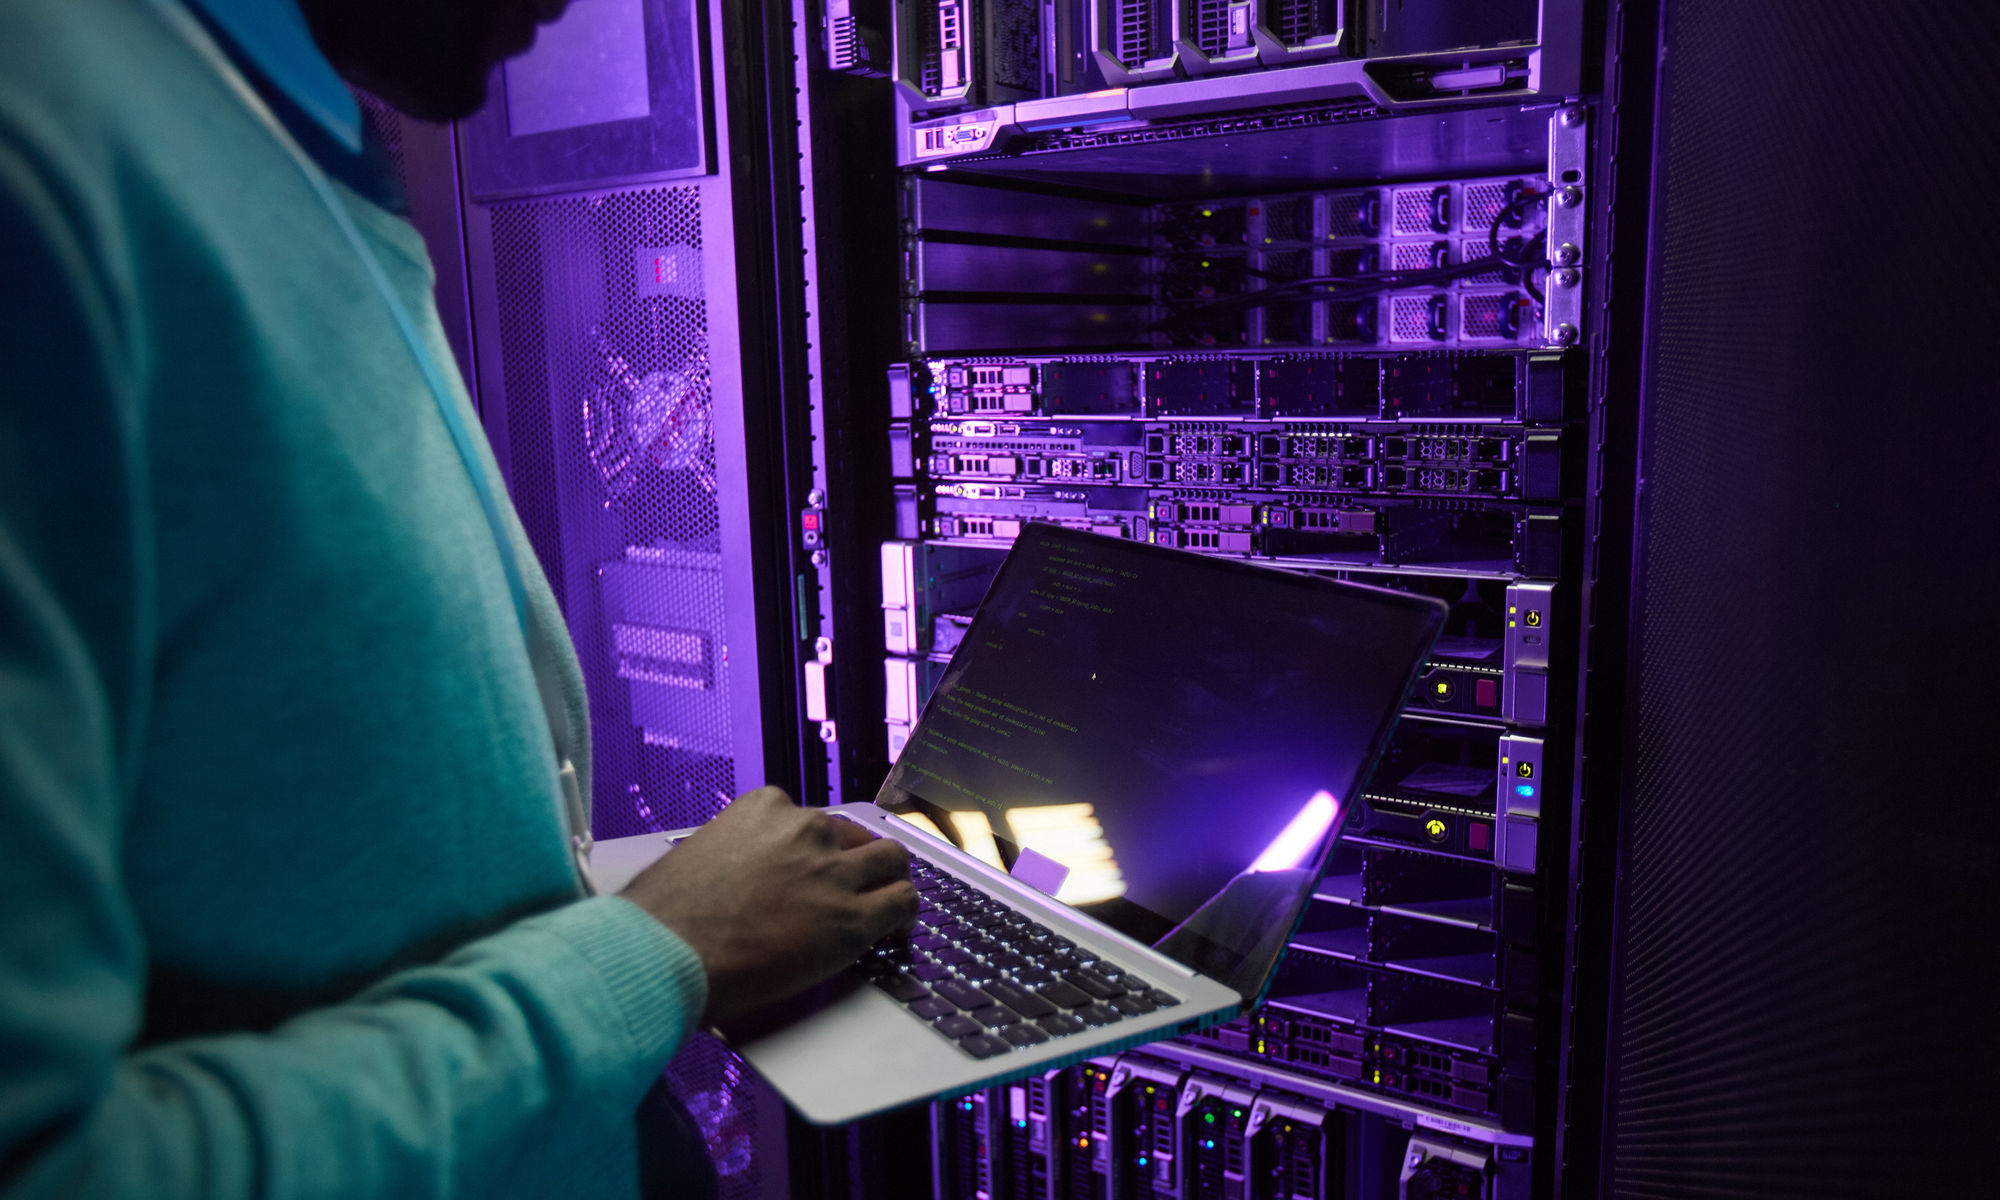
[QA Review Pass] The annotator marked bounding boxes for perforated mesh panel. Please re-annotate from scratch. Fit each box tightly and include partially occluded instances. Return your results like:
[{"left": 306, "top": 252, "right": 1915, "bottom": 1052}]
[
  {"left": 1458, "top": 180, "right": 1510, "bottom": 233},
  {"left": 1392, "top": 186, "right": 1443, "bottom": 235},
  {"left": 1395, "top": 241, "right": 1445, "bottom": 271},
  {"left": 665, "top": 1038, "right": 767, "bottom": 1199},
  {"left": 351, "top": 90, "right": 408, "bottom": 190},
  {"left": 1260, "top": 196, "right": 1314, "bottom": 243},
  {"left": 488, "top": 186, "right": 734, "bottom": 840},
  {"left": 1326, "top": 189, "right": 1381, "bottom": 238},
  {"left": 1458, "top": 237, "right": 1514, "bottom": 284},
  {"left": 1606, "top": 1, "right": 2000, "bottom": 1194},
  {"left": 1389, "top": 294, "right": 1443, "bottom": 341},
  {"left": 1459, "top": 292, "right": 1519, "bottom": 339}
]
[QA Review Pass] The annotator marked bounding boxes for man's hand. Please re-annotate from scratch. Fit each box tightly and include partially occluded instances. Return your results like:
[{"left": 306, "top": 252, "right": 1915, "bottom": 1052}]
[{"left": 620, "top": 787, "right": 918, "bottom": 1025}]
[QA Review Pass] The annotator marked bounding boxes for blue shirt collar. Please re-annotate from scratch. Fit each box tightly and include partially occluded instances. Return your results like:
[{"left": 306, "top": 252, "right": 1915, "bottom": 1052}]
[{"left": 181, "top": 0, "right": 362, "bottom": 154}]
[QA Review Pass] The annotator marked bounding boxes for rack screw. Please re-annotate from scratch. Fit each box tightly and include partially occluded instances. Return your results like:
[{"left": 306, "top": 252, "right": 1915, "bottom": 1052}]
[
  {"left": 1552, "top": 322, "right": 1580, "bottom": 345},
  {"left": 1559, "top": 106, "right": 1585, "bottom": 127},
  {"left": 1554, "top": 268, "right": 1581, "bottom": 289},
  {"left": 1555, "top": 186, "right": 1583, "bottom": 208},
  {"left": 818, "top": 722, "right": 838, "bottom": 743},
  {"left": 1553, "top": 241, "right": 1581, "bottom": 266},
  {"left": 1408, "top": 1150, "right": 1427, "bottom": 1167},
  {"left": 807, "top": 489, "right": 826, "bottom": 507},
  {"left": 810, "top": 549, "right": 829, "bottom": 567}
]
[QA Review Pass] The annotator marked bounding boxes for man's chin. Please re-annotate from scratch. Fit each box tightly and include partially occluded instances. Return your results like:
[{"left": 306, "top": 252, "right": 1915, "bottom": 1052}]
[{"left": 358, "top": 68, "right": 495, "bottom": 125}]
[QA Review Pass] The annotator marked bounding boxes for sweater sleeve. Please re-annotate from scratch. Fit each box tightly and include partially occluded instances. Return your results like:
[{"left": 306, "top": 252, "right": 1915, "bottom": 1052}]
[{"left": 0, "top": 128, "right": 708, "bottom": 1200}]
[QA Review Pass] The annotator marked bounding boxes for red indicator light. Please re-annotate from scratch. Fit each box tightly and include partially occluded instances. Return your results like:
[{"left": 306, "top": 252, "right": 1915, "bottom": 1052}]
[{"left": 801, "top": 513, "right": 820, "bottom": 530}]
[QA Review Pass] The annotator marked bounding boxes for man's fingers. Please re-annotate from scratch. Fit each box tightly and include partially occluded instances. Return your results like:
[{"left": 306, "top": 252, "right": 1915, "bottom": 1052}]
[
  {"left": 835, "top": 835, "right": 912, "bottom": 891},
  {"left": 855, "top": 880, "right": 922, "bottom": 940},
  {"left": 829, "top": 815, "right": 876, "bottom": 850}
]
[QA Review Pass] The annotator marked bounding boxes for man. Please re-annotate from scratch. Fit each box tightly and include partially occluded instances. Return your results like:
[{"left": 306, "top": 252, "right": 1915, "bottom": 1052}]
[{"left": 0, "top": 0, "right": 916, "bottom": 1196}]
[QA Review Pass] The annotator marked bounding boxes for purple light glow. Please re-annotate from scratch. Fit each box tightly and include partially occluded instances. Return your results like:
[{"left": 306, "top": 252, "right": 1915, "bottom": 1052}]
[{"left": 1247, "top": 791, "right": 1340, "bottom": 873}]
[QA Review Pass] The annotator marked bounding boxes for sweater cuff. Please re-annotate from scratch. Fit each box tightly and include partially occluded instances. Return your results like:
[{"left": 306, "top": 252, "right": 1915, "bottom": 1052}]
[{"left": 536, "top": 895, "right": 709, "bottom": 1066}]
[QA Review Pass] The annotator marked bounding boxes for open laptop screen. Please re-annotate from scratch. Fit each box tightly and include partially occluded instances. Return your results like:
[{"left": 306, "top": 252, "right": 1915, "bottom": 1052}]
[{"left": 876, "top": 524, "right": 1445, "bottom": 999}]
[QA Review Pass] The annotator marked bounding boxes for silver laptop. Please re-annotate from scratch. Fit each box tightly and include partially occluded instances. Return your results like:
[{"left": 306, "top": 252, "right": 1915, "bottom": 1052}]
[{"left": 593, "top": 523, "right": 1446, "bottom": 1125}]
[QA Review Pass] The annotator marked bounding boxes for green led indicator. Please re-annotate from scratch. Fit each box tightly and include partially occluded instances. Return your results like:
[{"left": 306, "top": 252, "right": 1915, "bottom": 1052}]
[{"left": 1204, "top": 1113, "right": 1215, "bottom": 1124}]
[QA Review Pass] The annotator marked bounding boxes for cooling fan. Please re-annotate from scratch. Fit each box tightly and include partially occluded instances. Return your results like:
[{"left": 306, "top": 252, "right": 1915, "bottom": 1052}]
[{"left": 583, "top": 324, "right": 716, "bottom": 504}]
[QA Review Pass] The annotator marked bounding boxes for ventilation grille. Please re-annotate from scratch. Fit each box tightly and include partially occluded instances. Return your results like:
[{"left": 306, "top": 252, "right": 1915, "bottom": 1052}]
[
  {"left": 1115, "top": 0, "right": 1163, "bottom": 66},
  {"left": 1272, "top": 0, "right": 1328, "bottom": 44},
  {"left": 489, "top": 186, "right": 733, "bottom": 841},
  {"left": 352, "top": 88, "right": 409, "bottom": 192},
  {"left": 1395, "top": 241, "right": 1446, "bottom": 271},
  {"left": 1459, "top": 181, "right": 1512, "bottom": 233},
  {"left": 1193, "top": 0, "right": 1233, "bottom": 56},
  {"left": 1325, "top": 189, "right": 1381, "bottom": 238},
  {"left": 1390, "top": 294, "right": 1445, "bottom": 341},
  {"left": 1261, "top": 197, "right": 1315, "bottom": 243},
  {"left": 1461, "top": 292, "right": 1523, "bottom": 340},
  {"left": 1392, "top": 186, "right": 1448, "bottom": 235},
  {"left": 664, "top": 1037, "right": 766, "bottom": 1199},
  {"left": 1459, "top": 238, "right": 1518, "bottom": 284}
]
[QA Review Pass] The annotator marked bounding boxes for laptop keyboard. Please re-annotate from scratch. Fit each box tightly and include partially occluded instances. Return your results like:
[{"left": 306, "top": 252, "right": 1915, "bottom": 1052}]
[{"left": 853, "top": 855, "right": 1182, "bottom": 1060}]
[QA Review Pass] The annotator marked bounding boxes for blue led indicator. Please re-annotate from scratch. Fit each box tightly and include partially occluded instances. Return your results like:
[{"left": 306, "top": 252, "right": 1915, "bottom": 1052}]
[{"left": 1515, "top": 783, "right": 1536, "bottom": 798}]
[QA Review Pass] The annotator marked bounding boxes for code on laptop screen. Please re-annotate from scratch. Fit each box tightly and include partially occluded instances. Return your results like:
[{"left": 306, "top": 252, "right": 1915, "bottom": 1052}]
[{"left": 877, "top": 524, "right": 1445, "bottom": 998}]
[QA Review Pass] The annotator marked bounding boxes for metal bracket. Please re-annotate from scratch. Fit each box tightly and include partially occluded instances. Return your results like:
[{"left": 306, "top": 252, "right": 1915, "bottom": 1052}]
[{"left": 1543, "top": 105, "right": 1589, "bottom": 346}]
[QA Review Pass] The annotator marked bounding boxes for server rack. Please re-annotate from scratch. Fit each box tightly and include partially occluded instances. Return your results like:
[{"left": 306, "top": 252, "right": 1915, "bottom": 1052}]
[{"left": 778, "top": 0, "right": 1634, "bottom": 1195}]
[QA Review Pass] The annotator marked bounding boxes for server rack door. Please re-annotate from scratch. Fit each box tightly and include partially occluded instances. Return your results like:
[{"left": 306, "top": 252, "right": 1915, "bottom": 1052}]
[{"left": 1597, "top": 0, "right": 2000, "bottom": 1196}]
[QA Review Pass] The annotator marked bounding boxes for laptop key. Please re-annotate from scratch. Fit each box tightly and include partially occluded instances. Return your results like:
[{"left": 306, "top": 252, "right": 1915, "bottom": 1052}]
[
  {"left": 960, "top": 935, "right": 1002, "bottom": 958},
  {"left": 983, "top": 979, "right": 1057, "bottom": 1019},
  {"left": 933, "top": 947, "right": 974, "bottom": 967},
  {"left": 1109, "top": 993, "right": 1154, "bottom": 1016},
  {"left": 873, "top": 974, "right": 930, "bottom": 1002},
  {"left": 1036, "top": 981, "right": 1094, "bottom": 1009},
  {"left": 912, "top": 934, "right": 952, "bottom": 953},
  {"left": 999, "top": 1023, "right": 1050, "bottom": 1048},
  {"left": 1038, "top": 1013, "right": 1086, "bottom": 1037},
  {"left": 955, "top": 960, "right": 1001, "bottom": 985},
  {"left": 909, "top": 996, "right": 956, "bottom": 1019},
  {"left": 911, "top": 961, "right": 951, "bottom": 982},
  {"left": 1077, "top": 1003, "right": 1122, "bottom": 1028},
  {"left": 1066, "top": 969, "right": 1125, "bottom": 1000},
  {"left": 934, "top": 1014, "right": 982, "bottom": 1039},
  {"left": 1012, "top": 964, "right": 1058, "bottom": 986},
  {"left": 969, "top": 1005, "right": 1020, "bottom": 1028},
  {"left": 958, "top": 1034, "right": 1012, "bottom": 1059},
  {"left": 1144, "top": 989, "right": 1180, "bottom": 1008},
  {"left": 934, "top": 980, "right": 994, "bottom": 1010}
]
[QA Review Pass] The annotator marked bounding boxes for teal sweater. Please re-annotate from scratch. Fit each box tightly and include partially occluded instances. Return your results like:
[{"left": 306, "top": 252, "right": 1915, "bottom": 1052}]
[{"left": 0, "top": 1, "right": 708, "bottom": 1196}]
